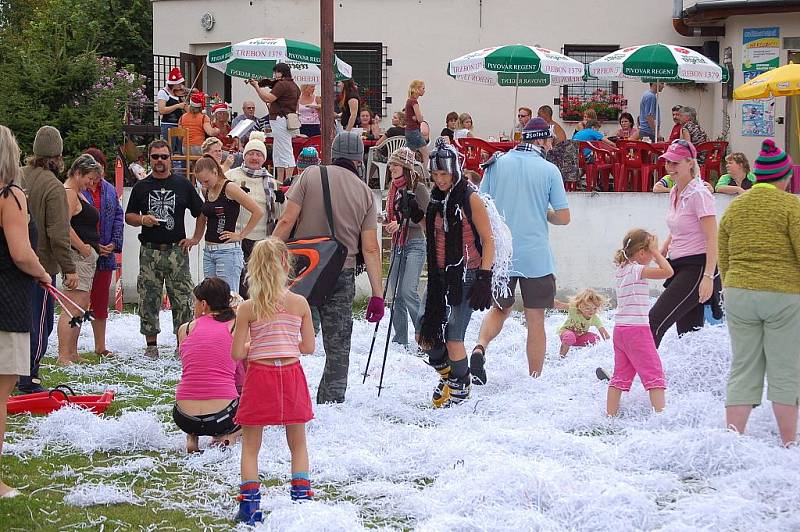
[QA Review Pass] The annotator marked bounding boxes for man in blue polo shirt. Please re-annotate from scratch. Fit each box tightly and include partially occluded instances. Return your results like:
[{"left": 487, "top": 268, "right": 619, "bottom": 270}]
[
  {"left": 471, "top": 117, "right": 571, "bottom": 383},
  {"left": 639, "top": 82, "right": 664, "bottom": 141}
]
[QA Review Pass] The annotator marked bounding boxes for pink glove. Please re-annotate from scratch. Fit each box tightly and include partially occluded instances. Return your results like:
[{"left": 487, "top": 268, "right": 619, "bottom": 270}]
[{"left": 365, "top": 296, "right": 385, "bottom": 323}]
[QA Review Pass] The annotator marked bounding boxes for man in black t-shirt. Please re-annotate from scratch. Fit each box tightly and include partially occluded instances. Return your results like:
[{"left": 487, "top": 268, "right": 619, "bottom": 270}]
[{"left": 125, "top": 139, "right": 203, "bottom": 358}]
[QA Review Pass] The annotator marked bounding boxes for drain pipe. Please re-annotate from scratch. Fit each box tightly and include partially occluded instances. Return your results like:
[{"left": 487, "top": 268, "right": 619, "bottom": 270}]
[{"left": 673, "top": 0, "right": 725, "bottom": 37}]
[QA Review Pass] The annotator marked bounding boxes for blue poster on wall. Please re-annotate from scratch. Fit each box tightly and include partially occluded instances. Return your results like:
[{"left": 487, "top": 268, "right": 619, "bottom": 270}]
[{"left": 741, "top": 27, "right": 779, "bottom": 137}]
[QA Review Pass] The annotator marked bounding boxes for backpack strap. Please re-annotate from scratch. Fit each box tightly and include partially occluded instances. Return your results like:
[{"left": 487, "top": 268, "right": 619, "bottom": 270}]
[
  {"left": 319, "top": 166, "right": 336, "bottom": 239},
  {"left": 288, "top": 165, "right": 336, "bottom": 240}
]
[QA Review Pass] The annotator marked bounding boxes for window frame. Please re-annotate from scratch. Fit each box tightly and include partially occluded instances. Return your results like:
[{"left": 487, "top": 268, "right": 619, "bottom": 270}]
[
  {"left": 333, "top": 42, "right": 388, "bottom": 117},
  {"left": 561, "top": 44, "right": 623, "bottom": 121}
]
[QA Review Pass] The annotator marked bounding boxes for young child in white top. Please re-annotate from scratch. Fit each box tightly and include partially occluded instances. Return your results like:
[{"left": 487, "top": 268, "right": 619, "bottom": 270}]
[{"left": 607, "top": 228, "right": 674, "bottom": 416}]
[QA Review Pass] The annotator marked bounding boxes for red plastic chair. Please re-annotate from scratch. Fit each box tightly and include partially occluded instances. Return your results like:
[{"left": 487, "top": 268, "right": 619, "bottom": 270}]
[
  {"left": 457, "top": 137, "right": 501, "bottom": 175},
  {"left": 616, "top": 140, "right": 661, "bottom": 192},
  {"left": 586, "top": 142, "right": 618, "bottom": 192},
  {"left": 695, "top": 141, "right": 728, "bottom": 182}
]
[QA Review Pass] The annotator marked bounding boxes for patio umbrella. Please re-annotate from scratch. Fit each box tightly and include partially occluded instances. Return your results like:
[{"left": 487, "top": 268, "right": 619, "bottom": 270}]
[
  {"left": 206, "top": 37, "right": 352, "bottom": 85},
  {"left": 448, "top": 45, "right": 585, "bottom": 132},
  {"left": 589, "top": 43, "right": 723, "bottom": 137},
  {"left": 733, "top": 61, "right": 800, "bottom": 99}
]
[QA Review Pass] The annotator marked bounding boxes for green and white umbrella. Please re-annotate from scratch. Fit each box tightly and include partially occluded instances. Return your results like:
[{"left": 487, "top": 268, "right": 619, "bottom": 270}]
[
  {"left": 207, "top": 37, "right": 352, "bottom": 85},
  {"left": 448, "top": 45, "right": 584, "bottom": 132},
  {"left": 589, "top": 43, "right": 723, "bottom": 137},
  {"left": 588, "top": 43, "right": 723, "bottom": 82}
]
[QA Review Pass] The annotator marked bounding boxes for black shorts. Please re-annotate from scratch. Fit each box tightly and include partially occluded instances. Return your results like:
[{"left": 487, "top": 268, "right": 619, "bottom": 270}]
[
  {"left": 172, "top": 399, "right": 240, "bottom": 437},
  {"left": 495, "top": 274, "right": 556, "bottom": 310}
]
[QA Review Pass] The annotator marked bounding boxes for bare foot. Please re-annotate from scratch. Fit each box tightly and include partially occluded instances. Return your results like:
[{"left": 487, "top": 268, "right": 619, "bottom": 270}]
[
  {"left": 56, "top": 357, "right": 73, "bottom": 367},
  {"left": 559, "top": 343, "right": 570, "bottom": 358},
  {"left": 0, "top": 481, "right": 19, "bottom": 498},
  {"left": 70, "top": 354, "right": 87, "bottom": 363},
  {"left": 186, "top": 435, "right": 200, "bottom": 453}
]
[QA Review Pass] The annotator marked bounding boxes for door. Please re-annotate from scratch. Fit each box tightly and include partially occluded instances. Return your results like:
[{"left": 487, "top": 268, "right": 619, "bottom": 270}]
[
  {"left": 180, "top": 52, "right": 206, "bottom": 94},
  {"left": 786, "top": 50, "right": 800, "bottom": 192}
]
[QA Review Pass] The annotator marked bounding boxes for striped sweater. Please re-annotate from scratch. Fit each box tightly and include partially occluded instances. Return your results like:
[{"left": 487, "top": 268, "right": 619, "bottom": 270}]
[{"left": 718, "top": 185, "right": 800, "bottom": 294}]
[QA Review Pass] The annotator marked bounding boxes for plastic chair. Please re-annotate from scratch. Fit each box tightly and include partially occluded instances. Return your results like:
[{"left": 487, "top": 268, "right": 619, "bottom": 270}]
[
  {"left": 616, "top": 140, "right": 660, "bottom": 192},
  {"left": 457, "top": 137, "right": 502, "bottom": 175},
  {"left": 695, "top": 141, "right": 728, "bottom": 183},
  {"left": 167, "top": 127, "right": 202, "bottom": 183},
  {"left": 366, "top": 136, "right": 407, "bottom": 190},
  {"left": 585, "top": 142, "right": 617, "bottom": 192}
]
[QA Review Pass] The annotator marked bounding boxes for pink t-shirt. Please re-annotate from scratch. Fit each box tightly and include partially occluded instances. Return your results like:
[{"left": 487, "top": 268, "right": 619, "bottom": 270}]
[
  {"left": 176, "top": 315, "right": 239, "bottom": 401},
  {"left": 666, "top": 178, "right": 716, "bottom": 260},
  {"left": 614, "top": 262, "right": 651, "bottom": 326}
]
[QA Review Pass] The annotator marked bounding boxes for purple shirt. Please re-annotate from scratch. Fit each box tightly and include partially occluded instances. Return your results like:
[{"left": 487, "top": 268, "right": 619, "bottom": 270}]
[{"left": 81, "top": 179, "right": 123, "bottom": 271}]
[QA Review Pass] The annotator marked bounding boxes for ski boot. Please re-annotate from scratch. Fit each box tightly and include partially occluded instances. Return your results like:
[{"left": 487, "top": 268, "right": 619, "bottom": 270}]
[
  {"left": 431, "top": 359, "right": 451, "bottom": 408},
  {"left": 441, "top": 373, "right": 472, "bottom": 408},
  {"left": 290, "top": 478, "right": 314, "bottom": 501},
  {"left": 235, "top": 481, "right": 263, "bottom": 525}
]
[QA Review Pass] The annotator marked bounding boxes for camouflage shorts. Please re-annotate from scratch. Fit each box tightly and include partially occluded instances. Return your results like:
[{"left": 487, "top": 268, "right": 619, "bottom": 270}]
[{"left": 136, "top": 244, "right": 194, "bottom": 337}]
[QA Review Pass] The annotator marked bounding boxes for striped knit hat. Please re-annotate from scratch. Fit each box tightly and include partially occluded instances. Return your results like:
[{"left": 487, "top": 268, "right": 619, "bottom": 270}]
[{"left": 753, "top": 139, "right": 793, "bottom": 183}]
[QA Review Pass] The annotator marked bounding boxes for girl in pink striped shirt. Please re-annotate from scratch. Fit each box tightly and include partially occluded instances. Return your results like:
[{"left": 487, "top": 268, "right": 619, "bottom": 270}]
[
  {"left": 231, "top": 237, "right": 316, "bottom": 525},
  {"left": 607, "top": 229, "right": 673, "bottom": 417}
]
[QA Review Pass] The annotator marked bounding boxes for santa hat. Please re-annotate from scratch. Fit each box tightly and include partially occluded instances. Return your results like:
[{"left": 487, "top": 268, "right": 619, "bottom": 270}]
[
  {"left": 167, "top": 67, "right": 184, "bottom": 85},
  {"left": 211, "top": 102, "right": 230, "bottom": 114},
  {"left": 189, "top": 91, "right": 206, "bottom": 108}
]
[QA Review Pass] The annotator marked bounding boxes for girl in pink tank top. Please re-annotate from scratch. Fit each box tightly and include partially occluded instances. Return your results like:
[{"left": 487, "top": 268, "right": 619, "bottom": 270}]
[
  {"left": 231, "top": 237, "right": 315, "bottom": 524},
  {"left": 174, "top": 277, "right": 241, "bottom": 453}
]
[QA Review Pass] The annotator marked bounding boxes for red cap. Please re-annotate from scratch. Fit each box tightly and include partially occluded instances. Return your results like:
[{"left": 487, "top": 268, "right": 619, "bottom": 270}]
[
  {"left": 189, "top": 91, "right": 206, "bottom": 108},
  {"left": 167, "top": 67, "right": 184, "bottom": 85},
  {"left": 211, "top": 102, "right": 230, "bottom": 114}
]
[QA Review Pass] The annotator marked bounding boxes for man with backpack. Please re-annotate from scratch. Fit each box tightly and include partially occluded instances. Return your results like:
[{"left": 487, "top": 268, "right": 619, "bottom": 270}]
[
  {"left": 273, "top": 131, "right": 384, "bottom": 404},
  {"left": 472, "top": 117, "right": 571, "bottom": 382}
]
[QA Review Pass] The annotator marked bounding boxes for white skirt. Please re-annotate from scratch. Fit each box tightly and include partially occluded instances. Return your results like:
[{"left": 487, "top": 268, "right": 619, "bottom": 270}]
[
  {"left": 0, "top": 331, "right": 30, "bottom": 376},
  {"left": 271, "top": 116, "right": 296, "bottom": 168}
]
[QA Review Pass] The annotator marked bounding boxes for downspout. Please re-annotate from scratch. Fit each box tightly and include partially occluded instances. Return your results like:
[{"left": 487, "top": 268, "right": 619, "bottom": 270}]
[{"left": 673, "top": 0, "right": 725, "bottom": 37}]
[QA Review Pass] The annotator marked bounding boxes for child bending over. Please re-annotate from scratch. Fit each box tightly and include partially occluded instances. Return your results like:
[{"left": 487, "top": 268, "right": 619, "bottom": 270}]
[{"left": 554, "top": 289, "right": 610, "bottom": 357}]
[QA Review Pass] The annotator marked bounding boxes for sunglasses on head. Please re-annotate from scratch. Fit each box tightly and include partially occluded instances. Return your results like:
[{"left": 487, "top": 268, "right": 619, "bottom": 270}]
[{"left": 150, "top": 153, "right": 170, "bottom": 160}]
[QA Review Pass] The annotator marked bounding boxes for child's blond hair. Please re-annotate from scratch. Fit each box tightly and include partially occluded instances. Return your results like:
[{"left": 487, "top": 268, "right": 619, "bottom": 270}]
[
  {"left": 246, "top": 237, "right": 293, "bottom": 321},
  {"left": 613, "top": 228, "right": 653, "bottom": 266},
  {"left": 571, "top": 288, "right": 606, "bottom": 311}
]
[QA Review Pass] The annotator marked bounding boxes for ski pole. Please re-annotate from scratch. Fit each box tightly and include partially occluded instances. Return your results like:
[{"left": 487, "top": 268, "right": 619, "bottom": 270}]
[
  {"left": 362, "top": 216, "right": 409, "bottom": 383},
  {"left": 376, "top": 219, "right": 411, "bottom": 397},
  {"left": 45, "top": 283, "right": 94, "bottom": 325}
]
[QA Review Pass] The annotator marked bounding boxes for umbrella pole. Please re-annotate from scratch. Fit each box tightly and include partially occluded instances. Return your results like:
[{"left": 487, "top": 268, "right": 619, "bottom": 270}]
[{"left": 513, "top": 74, "right": 519, "bottom": 135}]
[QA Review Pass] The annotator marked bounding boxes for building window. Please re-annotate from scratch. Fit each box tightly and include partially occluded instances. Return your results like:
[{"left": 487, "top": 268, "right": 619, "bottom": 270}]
[
  {"left": 561, "top": 44, "right": 623, "bottom": 121},
  {"left": 334, "top": 42, "right": 387, "bottom": 117}
]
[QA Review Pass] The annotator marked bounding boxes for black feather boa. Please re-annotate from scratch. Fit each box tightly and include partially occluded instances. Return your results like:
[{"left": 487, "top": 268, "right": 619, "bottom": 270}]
[{"left": 419, "top": 178, "right": 474, "bottom": 346}]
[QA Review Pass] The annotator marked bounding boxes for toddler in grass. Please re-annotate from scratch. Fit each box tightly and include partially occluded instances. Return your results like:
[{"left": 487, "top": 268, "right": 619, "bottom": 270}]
[
  {"left": 606, "top": 228, "right": 673, "bottom": 416},
  {"left": 554, "top": 289, "right": 610, "bottom": 357},
  {"left": 231, "top": 237, "right": 316, "bottom": 525}
]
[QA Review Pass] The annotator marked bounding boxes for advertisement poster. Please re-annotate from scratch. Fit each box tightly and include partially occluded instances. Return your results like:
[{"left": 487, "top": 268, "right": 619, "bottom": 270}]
[{"left": 742, "top": 27, "right": 779, "bottom": 136}]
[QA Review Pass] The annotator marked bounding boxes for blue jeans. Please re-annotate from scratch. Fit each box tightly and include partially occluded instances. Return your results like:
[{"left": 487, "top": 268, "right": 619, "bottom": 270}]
[
  {"left": 417, "top": 269, "right": 476, "bottom": 342},
  {"left": 387, "top": 238, "right": 426, "bottom": 345},
  {"left": 19, "top": 275, "right": 56, "bottom": 388},
  {"left": 203, "top": 243, "right": 244, "bottom": 295}
]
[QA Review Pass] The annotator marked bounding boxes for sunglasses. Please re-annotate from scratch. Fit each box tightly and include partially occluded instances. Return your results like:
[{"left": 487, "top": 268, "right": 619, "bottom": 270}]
[
  {"left": 150, "top": 154, "right": 170, "bottom": 160},
  {"left": 518, "top": 114, "right": 530, "bottom": 118}
]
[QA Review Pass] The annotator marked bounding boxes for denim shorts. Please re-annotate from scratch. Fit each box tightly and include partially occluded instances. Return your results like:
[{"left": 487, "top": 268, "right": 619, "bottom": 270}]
[
  {"left": 417, "top": 269, "right": 476, "bottom": 342},
  {"left": 203, "top": 243, "right": 244, "bottom": 294},
  {"left": 405, "top": 129, "right": 427, "bottom": 150}
]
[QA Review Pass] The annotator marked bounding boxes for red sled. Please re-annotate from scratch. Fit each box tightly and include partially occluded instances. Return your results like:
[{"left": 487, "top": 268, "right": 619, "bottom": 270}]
[{"left": 7, "top": 385, "right": 115, "bottom": 416}]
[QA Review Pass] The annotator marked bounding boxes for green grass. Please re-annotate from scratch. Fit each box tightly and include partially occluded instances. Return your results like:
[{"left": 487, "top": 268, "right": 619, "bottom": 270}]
[{"left": 1, "top": 353, "right": 232, "bottom": 531}]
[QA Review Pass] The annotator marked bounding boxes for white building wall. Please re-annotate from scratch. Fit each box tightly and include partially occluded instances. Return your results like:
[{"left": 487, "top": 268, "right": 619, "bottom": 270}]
[
  {"left": 714, "top": 13, "right": 800, "bottom": 160},
  {"left": 151, "top": 0, "right": 712, "bottom": 139}
]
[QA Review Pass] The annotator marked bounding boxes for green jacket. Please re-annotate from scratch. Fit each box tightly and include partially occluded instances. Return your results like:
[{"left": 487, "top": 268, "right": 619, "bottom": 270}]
[{"left": 20, "top": 166, "right": 75, "bottom": 275}]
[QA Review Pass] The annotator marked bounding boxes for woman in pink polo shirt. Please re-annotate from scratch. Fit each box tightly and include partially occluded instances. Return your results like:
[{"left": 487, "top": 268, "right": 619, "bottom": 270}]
[
  {"left": 173, "top": 277, "right": 241, "bottom": 452},
  {"left": 649, "top": 140, "right": 719, "bottom": 347}
]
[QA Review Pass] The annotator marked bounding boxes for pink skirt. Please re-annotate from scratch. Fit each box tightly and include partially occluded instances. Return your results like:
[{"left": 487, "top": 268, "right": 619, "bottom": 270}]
[{"left": 235, "top": 360, "right": 314, "bottom": 426}]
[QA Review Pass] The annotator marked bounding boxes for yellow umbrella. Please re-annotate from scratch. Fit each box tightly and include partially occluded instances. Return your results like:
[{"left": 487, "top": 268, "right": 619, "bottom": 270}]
[{"left": 733, "top": 62, "right": 800, "bottom": 99}]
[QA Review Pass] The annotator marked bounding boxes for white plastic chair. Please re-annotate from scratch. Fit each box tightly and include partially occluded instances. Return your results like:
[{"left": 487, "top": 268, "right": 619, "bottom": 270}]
[{"left": 366, "top": 136, "right": 407, "bottom": 190}]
